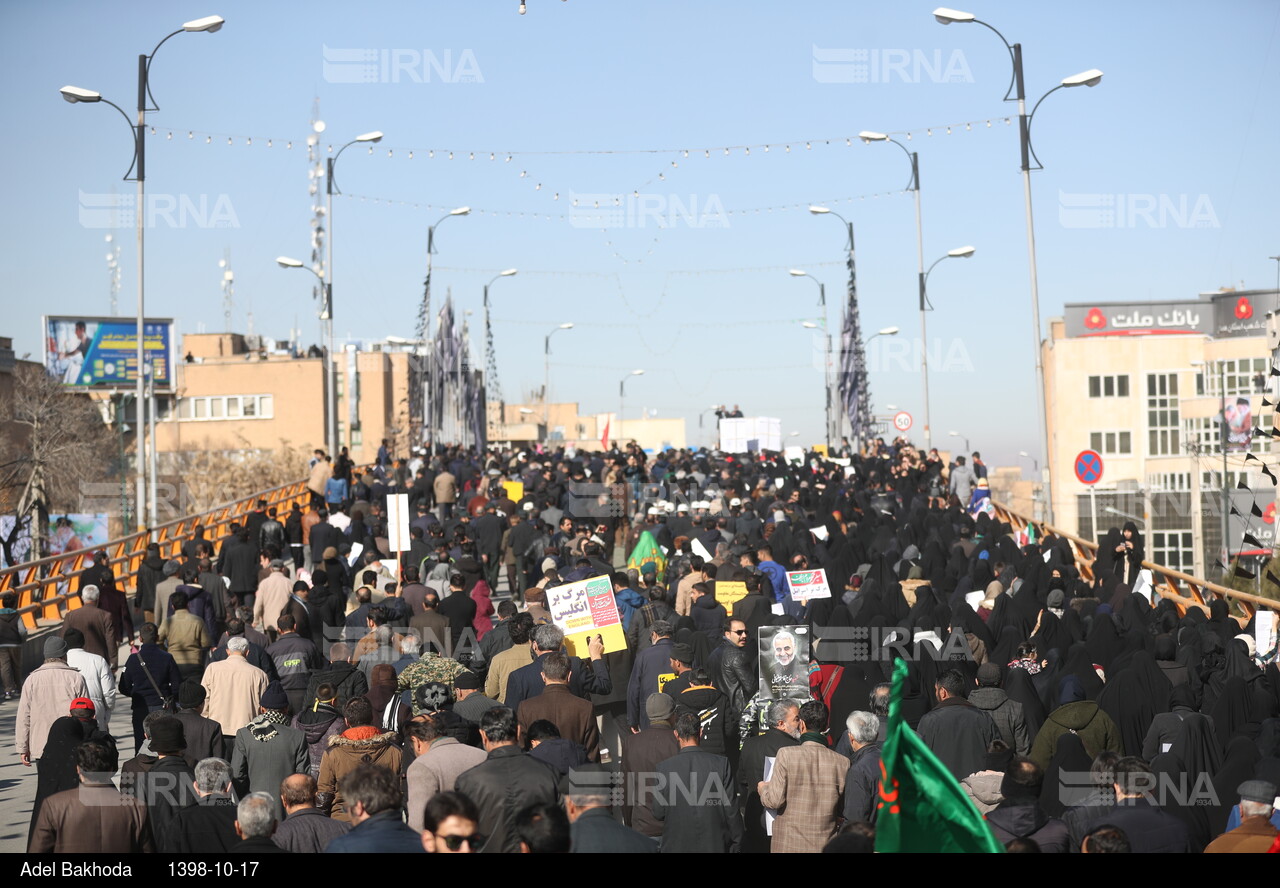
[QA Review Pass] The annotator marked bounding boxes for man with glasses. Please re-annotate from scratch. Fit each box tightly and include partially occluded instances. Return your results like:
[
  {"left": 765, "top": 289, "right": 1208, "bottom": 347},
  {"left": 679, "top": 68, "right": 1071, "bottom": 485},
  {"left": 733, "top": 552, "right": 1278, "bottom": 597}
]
[
  {"left": 707, "top": 619, "right": 754, "bottom": 751},
  {"left": 420, "top": 791, "right": 483, "bottom": 854}
]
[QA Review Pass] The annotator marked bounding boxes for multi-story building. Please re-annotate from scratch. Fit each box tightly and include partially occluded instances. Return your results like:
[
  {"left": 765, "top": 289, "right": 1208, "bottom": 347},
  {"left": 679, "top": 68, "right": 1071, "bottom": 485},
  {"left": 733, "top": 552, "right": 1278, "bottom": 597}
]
[{"left": 1044, "top": 287, "right": 1278, "bottom": 582}]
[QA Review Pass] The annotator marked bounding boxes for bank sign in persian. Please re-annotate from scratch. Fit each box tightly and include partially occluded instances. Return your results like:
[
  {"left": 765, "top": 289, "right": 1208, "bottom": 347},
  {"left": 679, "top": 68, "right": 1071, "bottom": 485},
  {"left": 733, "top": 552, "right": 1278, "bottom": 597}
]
[
  {"left": 43, "top": 316, "right": 173, "bottom": 390},
  {"left": 547, "top": 574, "right": 627, "bottom": 656},
  {"left": 786, "top": 568, "right": 832, "bottom": 602}
]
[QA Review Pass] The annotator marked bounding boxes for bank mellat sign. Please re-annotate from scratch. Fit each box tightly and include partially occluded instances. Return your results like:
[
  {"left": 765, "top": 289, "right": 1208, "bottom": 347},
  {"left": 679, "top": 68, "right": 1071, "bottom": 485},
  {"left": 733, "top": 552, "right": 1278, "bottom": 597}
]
[{"left": 1064, "top": 290, "right": 1279, "bottom": 339}]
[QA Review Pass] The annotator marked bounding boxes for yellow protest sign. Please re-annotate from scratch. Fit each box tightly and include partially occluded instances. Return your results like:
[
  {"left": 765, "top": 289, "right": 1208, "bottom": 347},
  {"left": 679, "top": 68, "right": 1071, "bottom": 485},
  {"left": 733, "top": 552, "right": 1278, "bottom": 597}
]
[
  {"left": 546, "top": 574, "right": 627, "bottom": 657},
  {"left": 502, "top": 480, "right": 524, "bottom": 502},
  {"left": 716, "top": 581, "right": 748, "bottom": 609}
]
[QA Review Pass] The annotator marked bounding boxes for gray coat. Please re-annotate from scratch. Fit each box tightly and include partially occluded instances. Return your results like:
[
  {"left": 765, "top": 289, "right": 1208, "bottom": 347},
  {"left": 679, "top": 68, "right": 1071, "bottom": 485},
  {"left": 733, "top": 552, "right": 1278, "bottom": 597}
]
[
  {"left": 271, "top": 806, "right": 351, "bottom": 854},
  {"left": 969, "top": 687, "right": 1031, "bottom": 756},
  {"left": 651, "top": 747, "right": 737, "bottom": 853},
  {"left": 230, "top": 719, "right": 310, "bottom": 820}
]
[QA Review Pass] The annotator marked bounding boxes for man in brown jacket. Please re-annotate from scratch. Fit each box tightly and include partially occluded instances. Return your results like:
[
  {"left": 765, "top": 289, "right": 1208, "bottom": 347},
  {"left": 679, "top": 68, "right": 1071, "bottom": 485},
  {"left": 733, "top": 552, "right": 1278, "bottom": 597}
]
[
  {"left": 60, "top": 585, "right": 118, "bottom": 668},
  {"left": 16, "top": 636, "right": 89, "bottom": 766},
  {"left": 758, "top": 699, "right": 848, "bottom": 854},
  {"left": 516, "top": 651, "right": 599, "bottom": 761},
  {"left": 1204, "top": 781, "right": 1280, "bottom": 853},
  {"left": 159, "top": 589, "right": 212, "bottom": 682},
  {"left": 317, "top": 695, "right": 403, "bottom": 822},
  {"left": 29, "top": 738, "right": 154, "bottom": 853},
  {"left": 433, "top": 470, "right": 458, "bottom": 521}
]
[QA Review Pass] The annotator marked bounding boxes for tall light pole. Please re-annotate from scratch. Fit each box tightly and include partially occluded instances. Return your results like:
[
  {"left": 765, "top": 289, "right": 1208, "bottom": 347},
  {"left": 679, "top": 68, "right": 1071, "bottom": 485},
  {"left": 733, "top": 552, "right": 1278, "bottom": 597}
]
[
  {"left": 276, "top": 256, "right": 331, "bottom": 451},
  {"left": 325, "top": 129, "right": 383, "bottom": 458},
  {"left": 423, "top": 206, "right": 471, "bottom": 452},
  {"left": 60, "top": 14, "right": 225, "bottom": 532},
  {"left": 809, "top": 204, "right": 869, "bottom": 450},
  {"left": 934, "top": 7, "right": 1102, "bottom": 526},
  {"left": 619, "top": 369, "right": 644, "bottom": 440},
  {"left": 482, "top": 268, "right": 517, "bottom": 408},
  {"left": 791, "top": 271, "right": 834, "bottom": 446},
  {"left": 1020, "top": 449, "right": 1041, "bottom": 520},
  {"left": 544, "top": 322, "right": 574, "bottom": 433},
  {"left": 949, "top": 429, "right": 970, "bottom": 454}
]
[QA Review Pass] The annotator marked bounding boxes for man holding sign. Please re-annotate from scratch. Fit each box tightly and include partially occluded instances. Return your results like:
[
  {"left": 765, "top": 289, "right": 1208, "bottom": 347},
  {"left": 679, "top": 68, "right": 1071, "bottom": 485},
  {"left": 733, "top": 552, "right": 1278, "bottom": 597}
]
[{"left": 504, "top": 624, "right": 609, "bottom": 712}]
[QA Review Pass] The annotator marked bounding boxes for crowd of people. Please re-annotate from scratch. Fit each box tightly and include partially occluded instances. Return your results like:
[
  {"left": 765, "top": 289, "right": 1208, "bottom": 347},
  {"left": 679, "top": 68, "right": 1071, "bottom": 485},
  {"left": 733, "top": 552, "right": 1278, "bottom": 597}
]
[{"left": 8, "top": 436, "right": 1280, "bottom": 854}]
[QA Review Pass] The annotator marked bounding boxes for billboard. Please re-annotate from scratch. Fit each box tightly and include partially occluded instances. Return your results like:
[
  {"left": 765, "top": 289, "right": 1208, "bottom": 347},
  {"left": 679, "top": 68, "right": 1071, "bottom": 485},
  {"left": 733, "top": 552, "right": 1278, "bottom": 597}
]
[{"left": 44, "top": 316, "right": 173, "bottom": 390}]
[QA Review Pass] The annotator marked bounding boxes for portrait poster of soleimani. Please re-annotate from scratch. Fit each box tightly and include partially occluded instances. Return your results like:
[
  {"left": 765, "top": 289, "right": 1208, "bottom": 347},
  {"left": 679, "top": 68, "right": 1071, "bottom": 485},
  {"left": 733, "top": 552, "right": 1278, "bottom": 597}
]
[{"left": 758, "top": 624, "right": 811, "bottom": 701}]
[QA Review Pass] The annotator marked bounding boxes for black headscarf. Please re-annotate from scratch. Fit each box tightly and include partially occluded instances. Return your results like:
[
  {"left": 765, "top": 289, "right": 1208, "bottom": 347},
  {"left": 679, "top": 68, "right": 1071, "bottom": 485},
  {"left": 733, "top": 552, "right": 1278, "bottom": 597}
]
[
  {"left": 1168, "top": 712, "right": 1224, "bottom": 777},
  {"left": 1002, "top": 666, "right": 1046, "bottom": 739},
  {"left": 1041, "top": 732, "right": 1092, "bottom": 818}
]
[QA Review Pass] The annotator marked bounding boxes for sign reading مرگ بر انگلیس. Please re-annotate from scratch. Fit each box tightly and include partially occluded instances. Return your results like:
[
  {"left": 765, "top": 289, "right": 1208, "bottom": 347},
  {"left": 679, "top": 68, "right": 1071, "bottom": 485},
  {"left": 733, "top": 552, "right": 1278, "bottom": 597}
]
[{"left": 546, "top": 574, "right": 627, "bottom": 656}]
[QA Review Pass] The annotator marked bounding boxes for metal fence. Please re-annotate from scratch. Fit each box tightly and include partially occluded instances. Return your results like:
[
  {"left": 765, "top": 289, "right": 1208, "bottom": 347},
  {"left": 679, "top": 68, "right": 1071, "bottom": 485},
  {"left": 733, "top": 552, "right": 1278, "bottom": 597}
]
[{"left": 990, "top": 499, "right": 1278, "bottom": 621}]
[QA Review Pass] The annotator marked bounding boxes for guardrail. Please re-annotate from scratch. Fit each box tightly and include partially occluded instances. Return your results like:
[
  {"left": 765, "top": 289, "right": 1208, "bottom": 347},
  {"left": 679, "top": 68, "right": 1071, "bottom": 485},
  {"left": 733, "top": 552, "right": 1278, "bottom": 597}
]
[
  {"left": 0, "top": 478, "right": 313, "bottom": 632},
  {"left": 990, "top": 499, "right": 1278, "bottom": 622}
]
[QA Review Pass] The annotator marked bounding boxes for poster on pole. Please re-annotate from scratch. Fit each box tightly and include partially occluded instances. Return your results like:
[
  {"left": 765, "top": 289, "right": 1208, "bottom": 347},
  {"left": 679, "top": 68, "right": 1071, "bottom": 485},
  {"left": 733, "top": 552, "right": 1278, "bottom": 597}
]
[
  {"left": 547, "top": 574, "right": 627, "bottom": 657},
  {"left": 386, "top": 493, "right": 411, "bottom": 553},
  {"left": 43, "top": 316, "right": 174, "bottom": 390},
  {"left": 786, "top": 568, "right": 832, "bottom": 601},
  {"left": 758, "top": 625, "right": 811, "bottom": 700}
]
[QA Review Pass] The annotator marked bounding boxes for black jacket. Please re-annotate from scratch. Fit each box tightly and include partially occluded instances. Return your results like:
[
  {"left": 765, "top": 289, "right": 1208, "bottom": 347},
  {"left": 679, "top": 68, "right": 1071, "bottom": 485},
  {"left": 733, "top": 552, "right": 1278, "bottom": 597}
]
[
  {"left": 266, "top": 633, "right": 326, "bottom": 692},
  {"left": 437, "top": 590, "right": 476, "bottom": 651},
  {"left": 707, "top": 639, "right": 754, "bottom": 717},
  {"left": 162, "top": 795, "right": 239, "bottom": 853},
  {"left": 505, "top": 652, "right": 613, "bottom": 712},
  {"left": 259, "top": 519, "right": 286, "bottom": 555},
  {"left": 130, "top": 755, "right": 197, "bottom": 850},
  {"left": 309, "top": 523, "right": 341, "bottom": 564},
  {"left": 1083, "top": 797, "right": 1193, "bottom": 853},
  {"left": 119, "top": 644, "right": 182, "bottom": 709},
  {"left": 691, "top": 595, "right": 727, "bottom": 634},
  {"left": 621, "top": 724, "right": 680, "bottom": 837},
  {"left": 453, "top": 745, "right": 561, "bottom": 854},
  {"left": 916, "top": 696, "right": 998, "bottom": 780},
  {"left": 843, "top": 741, "right": 882, "bottom": 824},
  {"left": 136, "top": 554, "right": 166, "bottom": 612},
  {"left": 176, "top": 709, "right": 227, "bottom": 768},
  {"left": 651, "top": 746, "right": 737, "bottom": 853},
  {"left": 737, "top": 727, "right": 799, "bottom": 853},
  {"left": 218, "top": 538, "right": 259, "bottom": 595},
  {"left": 304, "top": 663, "right": 368, "bottom": 712},
  {"left": 673, "top": 684, "right": 733, "bottom": 756},
  {"left": 272, "top": 806, "right": 351, "bottom": 854},
  {"left": 628, "top": 638, "right": 675, "bottom": 728},
  {"left": 570, "top": 807, "right": 657, "bottom": 854},
  {"left": 986, "top": 799, "right": 1071, "bottom": 853}
]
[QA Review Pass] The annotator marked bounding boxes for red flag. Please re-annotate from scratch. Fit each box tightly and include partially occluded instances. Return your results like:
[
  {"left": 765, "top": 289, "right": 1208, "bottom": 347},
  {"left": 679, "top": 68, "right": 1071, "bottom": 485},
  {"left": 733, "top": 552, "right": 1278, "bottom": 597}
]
[{"left": 600, "top": 415, "right": 611, "bottom": 451}]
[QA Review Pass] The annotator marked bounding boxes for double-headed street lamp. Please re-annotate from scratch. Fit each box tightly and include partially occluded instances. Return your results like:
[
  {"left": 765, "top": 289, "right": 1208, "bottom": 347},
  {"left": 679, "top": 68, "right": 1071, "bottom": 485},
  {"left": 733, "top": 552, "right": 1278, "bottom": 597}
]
[
  {"left": 482, "top": 269, "right": 518, "bottom": 405},
  {"left": 808, "top": 204, "right": 866, "bottom": 448},
  {"left": 60, "top": 14, "right": 225, "bottom": 533},
  {"left": 544, "top": 322, "right": 574, "bottom": 431},
  {"left": 934, "top": 7, "right": 1102, "bottom": 524},
  {"left": 791, "top": 272, "right": 834, "bottom": 445},
  {"left": 322, "top": 130, "right": 384, "bottom": 457},
  {"left": 858, "top": 130, "right": 976, "bottom": 452}
]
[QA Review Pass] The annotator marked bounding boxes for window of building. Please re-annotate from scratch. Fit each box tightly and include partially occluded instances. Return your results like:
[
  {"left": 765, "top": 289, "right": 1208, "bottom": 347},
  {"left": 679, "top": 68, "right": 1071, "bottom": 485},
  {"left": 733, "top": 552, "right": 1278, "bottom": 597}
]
[
  {"left": 1089, "top": 430, "right": 1132, "bottom": 456},
  {"left": 1088, "top": 375, "right": 1130, "bottom": 398},
  {"left": 170, "top": 395, "right": 274, "bottom": 422},
  {"left": 1147, "top": 373, "right": 1180, "bottom": 456},
  {"left": 1197, "top": 358, "right": 1271, "bottom": 399},
  {"left": 1147, "top": 472, "right": 1190, "bottom": 492},
  {"left": 1184, "top": 406, "right": 1272, "bottom": 455},
  {"left": 1151, "top": 530, "right": 1194, "bottom": 574}
]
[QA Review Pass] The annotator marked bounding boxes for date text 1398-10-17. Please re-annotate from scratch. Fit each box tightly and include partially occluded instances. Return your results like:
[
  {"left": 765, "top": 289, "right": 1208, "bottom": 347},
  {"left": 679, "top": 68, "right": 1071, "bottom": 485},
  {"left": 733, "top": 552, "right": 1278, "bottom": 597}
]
[{"left": 170, "top": 862, "right": 260, "bottom": 877}]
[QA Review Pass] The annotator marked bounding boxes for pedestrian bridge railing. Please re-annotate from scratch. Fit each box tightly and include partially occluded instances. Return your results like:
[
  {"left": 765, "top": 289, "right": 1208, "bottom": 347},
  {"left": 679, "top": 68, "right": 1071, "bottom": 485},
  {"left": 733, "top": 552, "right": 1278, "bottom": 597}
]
[
  {"left": 990, "top": 500, "right": 1279, "bottom": 621},
  {"left": 0, "top": 479, "right": 312, "bottom": 632}
]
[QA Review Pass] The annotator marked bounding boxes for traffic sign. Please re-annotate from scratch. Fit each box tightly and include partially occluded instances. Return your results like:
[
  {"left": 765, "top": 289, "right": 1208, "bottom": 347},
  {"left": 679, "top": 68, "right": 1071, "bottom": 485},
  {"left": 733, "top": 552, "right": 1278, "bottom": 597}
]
[
  {"left": 1074, "top": 450, "right": 1104, "bottom": 485},
  {"left": 893, "top": 411, "right": 913, "bottom": 432}
]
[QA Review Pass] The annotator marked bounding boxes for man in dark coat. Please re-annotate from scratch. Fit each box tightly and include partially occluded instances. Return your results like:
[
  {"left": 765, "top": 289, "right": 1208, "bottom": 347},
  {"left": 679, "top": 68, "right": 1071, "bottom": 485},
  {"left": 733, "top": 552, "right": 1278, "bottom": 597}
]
[
  {"left": 127, "top": 716, "right": 197, "bottom": 850},
  {"left": 60, "top": 585, "right": 118, "bottom": 668},
  {"left": 303, "top": 643, "right": 368, "bottom": 709},
  {"left": 651, "top": 711, "right": 737, "bottom": 853},
  {"left": 174, "top": 680, "right": 226, "bottom": 767},
  {"left": 1084, "top": 757, "right": 1193, "bottom": 853},
  {"left": 266, "top": 615, "right": 326, "bottom": 716},
  {"left": 842, "top": 710, "right": 883, "bottom": 826},
  {"left": 162, "top": 756, "right": 239, "bottom": 853},
  {"left": 707, "top": 619, "right": 754, "bottom": 729},
  {"left": 230, "top": 792, "right": 291, "bottom": 854},
  {"left": 916, "top": 668, "right": 998, "bottom": 780},
  {"left": 437, "top": 573, "right": 477, "bottom": 654},
  {"left": 454, "top": 707, "right": 561, "bottom": 854},
  {"left": 119, "top": 623, "right": 182, "bottom": 749},
  {"left": 136, "top": 543, "right": 167, "bottom": 624},
  {"left": 505, "top": 624, "right": 610, "bottom": 711},
  {"left": 566, "top": 764, "right": 657, "bottom": 853},
  {"left": 738, "top": 697, "right": 801, "bottom": 852},
  {"left": 219, "top": 528, "right": 260, "bottom": 611},
  {"left": 627, "top": 621, "right": 675, "bottom": 730},
  {"left": 472, "top": 504, "right": 506, "bottom": 591},
  {"left": 969, "top": 662, "right": 1031, "bottom": 756},
  {"left": 985, "top": 758, "right": 1071, "bottom": 852},
  {"left": 272, "top": 774, "right": 351, "bottom": 853}
]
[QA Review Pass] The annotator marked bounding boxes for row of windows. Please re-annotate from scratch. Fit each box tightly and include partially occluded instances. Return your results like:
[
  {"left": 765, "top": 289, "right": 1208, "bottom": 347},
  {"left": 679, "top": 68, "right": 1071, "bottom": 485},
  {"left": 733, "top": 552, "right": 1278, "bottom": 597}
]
[
  {"left": 173, "top": 395, "right": 274, "bottom": 421},
  {"left": 1088, "top": 375, "right": 1130, "bottom": 398},
  {"left": 1185, "top": 410, "right": 1273, "bottom": 456},
  {"left": 1089, "top": 430, "right": 1133, "bottom": 456},
  {"left": 1195, "top": 357, "right": 1272, "bottom": 398}
]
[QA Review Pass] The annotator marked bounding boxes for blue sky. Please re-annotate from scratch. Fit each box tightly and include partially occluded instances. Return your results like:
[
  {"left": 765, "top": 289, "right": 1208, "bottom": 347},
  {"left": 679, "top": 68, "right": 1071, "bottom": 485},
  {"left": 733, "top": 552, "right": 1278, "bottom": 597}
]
[{"left": 3, "top": 1, "right": 1278, "bottom": 464}]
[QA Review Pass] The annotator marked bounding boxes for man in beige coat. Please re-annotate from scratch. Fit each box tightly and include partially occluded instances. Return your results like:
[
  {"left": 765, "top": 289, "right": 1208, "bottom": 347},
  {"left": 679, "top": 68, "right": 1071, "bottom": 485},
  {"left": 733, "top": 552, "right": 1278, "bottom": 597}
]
[
  {"left": 201, "top": 636, "right": 268, "bottom": 745},
  {"left": 16, "top": 636, "right": 89, "bottom": 766},
  {"left": 253, "top": 559, "right": 293, "bottom": 643},
  {"left": 758, "top": 699, "right": 848, "bottom": 854},
  {"left": 433, "top": 470, "right": 458, "bottom": 521}
]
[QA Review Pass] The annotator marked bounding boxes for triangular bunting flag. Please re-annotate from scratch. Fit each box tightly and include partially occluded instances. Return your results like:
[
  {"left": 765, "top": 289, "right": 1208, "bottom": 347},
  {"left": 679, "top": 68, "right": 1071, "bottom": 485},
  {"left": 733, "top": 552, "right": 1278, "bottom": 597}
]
[
  {"left": 1234, "top": 564, "right": 1256, "bottom": 581},
  {"left": 1252, "top": 502, "right": 1264, "bottom": 517},
  {"left": 1243, "top": 533, "right": 1264, "bottom": 550}
]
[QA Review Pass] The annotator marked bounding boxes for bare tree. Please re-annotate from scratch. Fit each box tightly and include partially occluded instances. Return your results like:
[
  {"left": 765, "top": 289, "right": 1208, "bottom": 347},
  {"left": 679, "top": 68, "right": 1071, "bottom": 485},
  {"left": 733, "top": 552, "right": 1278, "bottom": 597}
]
[
  {"left": 0, "top": 364, "right": 110, "bottom": 565},
  {"left": 163, "top": 435, "right": 308, "bottom": 517}
]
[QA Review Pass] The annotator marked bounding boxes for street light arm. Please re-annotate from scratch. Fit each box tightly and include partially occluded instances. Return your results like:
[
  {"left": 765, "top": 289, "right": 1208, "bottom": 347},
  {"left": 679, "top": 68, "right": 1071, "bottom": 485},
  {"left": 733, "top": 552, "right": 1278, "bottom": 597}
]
[
  {"left": 886, "top": 138, "right": 919, "bottom": 191},
  {"left": 970, "top": 18, "right": 1021, "bottom": 102},
  {"left": 1023, "top": 84, "right": 1068, "bottom": 171},
  {"left": 327, "top": 138, "right": 363, "bottom": 196},
  {"left": 141, "top": 28, "right": 186, "bottom": 112}
]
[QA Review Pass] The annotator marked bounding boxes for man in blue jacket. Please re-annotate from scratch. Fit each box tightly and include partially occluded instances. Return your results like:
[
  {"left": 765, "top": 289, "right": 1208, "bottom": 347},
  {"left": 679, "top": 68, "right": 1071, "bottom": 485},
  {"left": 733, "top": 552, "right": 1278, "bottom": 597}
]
[
  {"left": 324, "top": 763, "right": 425, "bottom": 853},
  {"left": 628, "top": 621, "right": 674, "bottom": 731}
]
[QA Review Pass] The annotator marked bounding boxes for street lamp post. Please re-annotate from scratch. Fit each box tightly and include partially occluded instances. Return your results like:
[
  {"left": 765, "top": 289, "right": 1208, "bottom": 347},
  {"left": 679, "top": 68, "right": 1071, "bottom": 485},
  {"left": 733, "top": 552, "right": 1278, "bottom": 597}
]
[
  {"left": 423, "top": 206, "right": 471, "bottom": 451},
  {"left": 60, "top": 14, "right": 225, "bottom": 532},
  {"left": 949, "top": 430, "right": 970, "bottom": 454},
  {"left": 482, "top": 268, "right": 518, "bottom": 407},
  {"left": 543, "top": 322, "right": 574, "bottom": 434},
  {"left": 791, "top": 271, "right": 833, "bottom": 447},
  {"left": 934, "top": 7, "right": 1102, "bottom": 526},
  {"left": 809, "top": 205, "right": 867, "bottom": 449},
  {"left": 619, "top": 369, "right": 644, "bottom": 440},
  {"left": 325, "top": 129, "right": 384, "bottom": 458},
  {"left": 276, "top": 256, "right": 332, "bottom": 451}
]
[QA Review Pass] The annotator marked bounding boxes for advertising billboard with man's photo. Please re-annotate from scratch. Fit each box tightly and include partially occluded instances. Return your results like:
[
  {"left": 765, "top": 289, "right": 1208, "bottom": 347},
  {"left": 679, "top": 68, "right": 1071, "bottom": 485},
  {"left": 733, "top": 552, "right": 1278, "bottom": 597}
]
[{"left": 43, "top": 316, "right": 173, "bottom": 390}]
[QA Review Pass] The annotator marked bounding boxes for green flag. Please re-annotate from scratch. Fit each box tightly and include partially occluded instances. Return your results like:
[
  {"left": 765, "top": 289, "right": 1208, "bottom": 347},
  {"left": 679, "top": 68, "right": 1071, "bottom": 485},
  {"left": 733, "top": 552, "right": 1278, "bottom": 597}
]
[
  {"left": 626, "top": 530, "right": 666, "bottom": 581},
  {"left": 874, "top": 658, "right": 1004, "bottom": 853}
]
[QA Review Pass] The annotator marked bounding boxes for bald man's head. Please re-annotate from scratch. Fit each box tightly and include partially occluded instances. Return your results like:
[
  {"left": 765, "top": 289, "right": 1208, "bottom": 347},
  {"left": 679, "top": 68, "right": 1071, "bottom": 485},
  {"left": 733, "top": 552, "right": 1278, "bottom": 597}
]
[{"left": 281, "top": 774, "right": 317, "bottom": 811}]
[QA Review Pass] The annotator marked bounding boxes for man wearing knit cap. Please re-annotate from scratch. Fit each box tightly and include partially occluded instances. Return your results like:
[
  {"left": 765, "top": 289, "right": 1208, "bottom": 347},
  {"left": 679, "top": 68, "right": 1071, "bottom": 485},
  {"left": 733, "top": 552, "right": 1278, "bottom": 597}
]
[
  {"left": 202, "top": 635, "right": 269, "bottom": 748},
  {"left": 175, "top": 680, "right": 227, "bottom": 767},
  {"left": 230, "top": 680, "right": 309, "bottom": 821},
  {"left": 619, "top": 693, "right": 679, "bottom": 838},
  {"left": 16, "top": 636, "right": 89, "bottom": 767},
  {"left": 660, "top": 642, "right": 696, "bottom": 699},
  {"left": 452, "top": 670, "right": 501, "bottom": 724}
]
